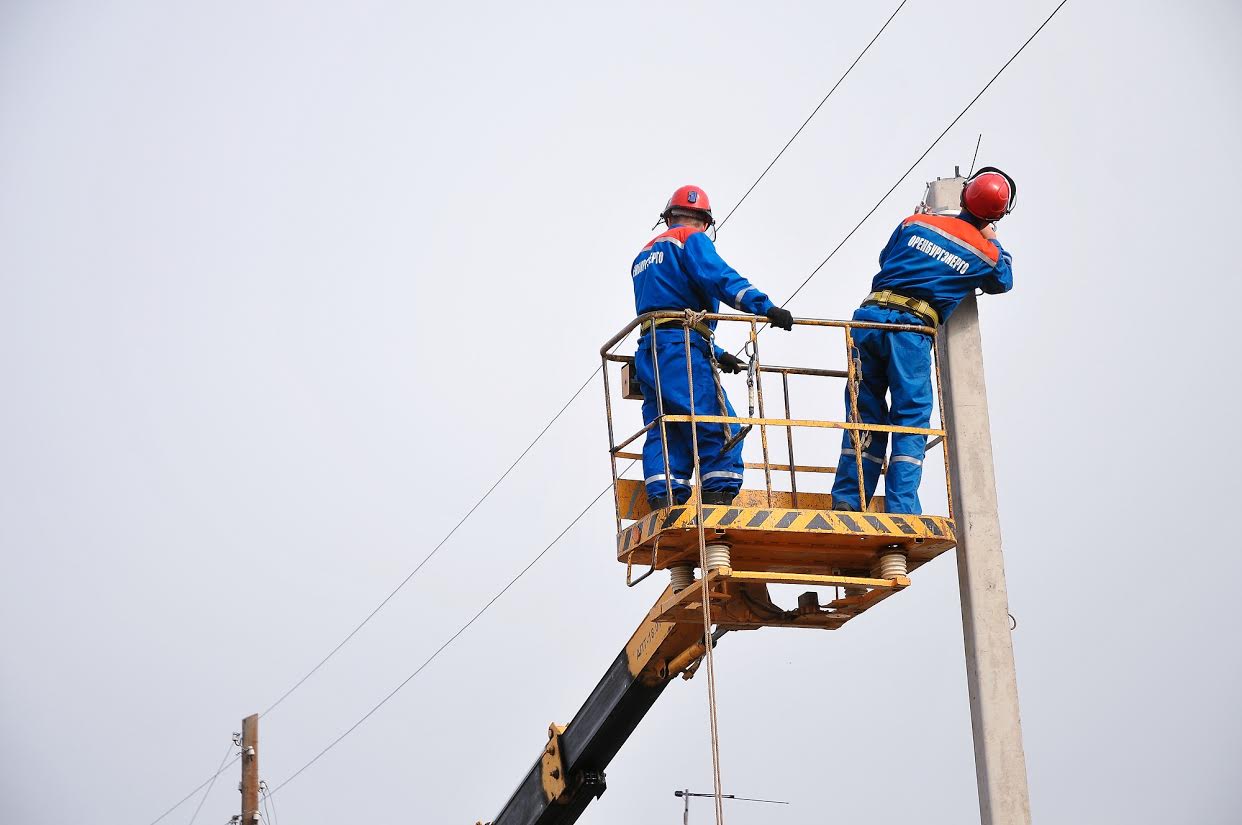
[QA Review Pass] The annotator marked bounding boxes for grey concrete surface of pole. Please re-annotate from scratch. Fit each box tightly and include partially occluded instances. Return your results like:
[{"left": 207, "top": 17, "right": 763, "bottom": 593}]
[{"left": 938, "top": 293, "right": 1032, "bottom": 825}]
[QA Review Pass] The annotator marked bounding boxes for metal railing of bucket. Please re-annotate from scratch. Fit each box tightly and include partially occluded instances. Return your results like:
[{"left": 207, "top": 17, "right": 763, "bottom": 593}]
[{"left": 599, "top": 310, "right": 953, "bottom": 552}]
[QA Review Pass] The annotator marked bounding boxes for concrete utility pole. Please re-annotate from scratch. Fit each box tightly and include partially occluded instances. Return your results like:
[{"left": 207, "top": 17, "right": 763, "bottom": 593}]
[
  {"left": 240, "top": 714, "right": 260, "bottom": 825},
  {"left": 939, "top": 294, "right": 1032, "bottom": 825}
]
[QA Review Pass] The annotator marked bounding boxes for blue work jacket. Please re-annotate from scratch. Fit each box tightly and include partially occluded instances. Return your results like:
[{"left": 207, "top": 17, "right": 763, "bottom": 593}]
[
  {"left": 871, "top": 213, "right": 1014, "bottom": 322},
  {"left": 631, "top": 225, "right": 776, "bottom": 332}
]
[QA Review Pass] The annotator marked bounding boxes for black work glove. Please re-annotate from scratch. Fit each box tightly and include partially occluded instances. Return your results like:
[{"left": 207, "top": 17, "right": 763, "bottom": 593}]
[
  {"left": 766, "top": 306, "right": 794, "bottom": 331},
  {"left": 716, "top": 352, "right": 746, "bottom": 374}
]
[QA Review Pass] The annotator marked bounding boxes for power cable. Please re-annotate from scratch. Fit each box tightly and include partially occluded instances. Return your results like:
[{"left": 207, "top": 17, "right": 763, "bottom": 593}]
[
  {"left": 146, "top": 372, "right": 618, "bottom": 825},
  {"left": 260, "top": 781, "right": 278, "bottom": 825},
  {"left": 186, "top": 742, "right": 236, "bottom": 825},
  {"left": 779, "top": 0, "right": 1071, "bottom": 311},
  {"left": 255, "top": 0, "right": 913, "bottom": 725},
  {"left": 715, "top": 0, "right": 908, "bottom": 231},
  {"left": 266, "top": 0, "right": 1072, "bottom": 785},
  {"left": 268, "top": 475, "right": 622, "bottom": 795},
  {"left": 259, "top": 367, "right": 600, "bottom": 718},
  {"left": 144, "top": 3, "right": 1070, "bottom": 815},
  {"left": 146, "top": 752, "right": 242, "bottom": 825},
  {"left": 190, "top": 0, "right": 1075, "bottom": 798}
]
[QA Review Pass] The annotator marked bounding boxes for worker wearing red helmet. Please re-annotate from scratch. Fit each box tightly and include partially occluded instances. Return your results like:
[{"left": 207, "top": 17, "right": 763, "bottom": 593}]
[
  {"left": 830, "top": 167, "right": 1016, "bottom": 515},
  {"left": 632, "top": 185, "right": 794, "bottom": 510}
]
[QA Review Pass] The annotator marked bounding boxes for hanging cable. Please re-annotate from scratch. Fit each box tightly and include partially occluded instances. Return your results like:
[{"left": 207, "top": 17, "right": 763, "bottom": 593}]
[
  {"left": 252, "top": 0, "right": 915, "bottom": 725},
  {"left": 715, "top": 0, "right": 908, "bottom": 231},
  {"left": 263, "top": 0, "right": 1072, "bottom": 792},
  {"left": 146, "top": 752, "right": 242, "bottom": 825},
  {"left": 780, "top": 0, "right": 1071, "bottom": 311},
  {"left": 239, "top": 0, "right": 915, "bottom": 732},
  {"left": 679, "top": 320, "right": 728, "bottom": 824},
  {"left": 259, "top": 367, "right": 601, "bottom": 718},
  {"left": 145, "top": 442, "right": 631, "bottom": 825},
  {"left": 186, "top": 741, "right": 236, "bottom": 825},
  {"left": 267, "top": 474, "right": 623, "bottom": 795},
  {"left": 265, "top": 782, "right": 278, "bottom": 825},
  {"left": 259, "top": 781, "right": 277, "bottom": 825}
]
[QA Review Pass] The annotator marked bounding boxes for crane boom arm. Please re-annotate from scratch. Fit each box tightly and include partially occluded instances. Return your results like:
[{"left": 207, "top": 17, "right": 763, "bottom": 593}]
[{"left": 485, "top": 587, "right": 715, "bottom": 825}]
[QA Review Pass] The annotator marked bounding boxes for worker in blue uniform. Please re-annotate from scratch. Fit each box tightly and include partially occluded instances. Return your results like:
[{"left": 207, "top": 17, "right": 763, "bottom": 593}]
[
  {"left": 831, "top": 167, "right": 1017, "bottom": 514},
  {"left": 632, "top": 185, "right": 794, "bottom": 510}
]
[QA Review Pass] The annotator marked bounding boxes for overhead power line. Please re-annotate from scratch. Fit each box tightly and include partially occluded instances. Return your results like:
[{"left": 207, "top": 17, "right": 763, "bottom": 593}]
[
  {"left": 186, "top": 741, "right": 236, "bottom": 825},
  {"left": 268, "top": 478, "right": 619, "bottom": 794},
  {"left": 254, "top": 0, "right": 912, "bottom": 725},
  {"left": 142, "top": 1, "right": 1071, "bottom": 816},
  {"left": 259, "top": 367, "right": 601, "bottom": 718},
  {"left": 145, "top": 752, "right": 241, "bottom": 825},
  {"left": 716, "top": 0, "right": 908, "bottom": 231},
  {"left": 781, "top": 0, "right": 1071, "bottom": 309},
  {"left": 259, "top": 0, "right": 1068, "bottom": 785},
  {"left": 260, "top": 781, "right": 279, "bottom": 825},
  {"left": 260, "top": 0, "right": 1071, "bottom": 791}
]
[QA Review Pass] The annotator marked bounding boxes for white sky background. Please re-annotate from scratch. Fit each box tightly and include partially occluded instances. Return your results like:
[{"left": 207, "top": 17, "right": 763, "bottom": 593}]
[{"left": 2, "top": 1, "right": 1239, "bottom": 823}]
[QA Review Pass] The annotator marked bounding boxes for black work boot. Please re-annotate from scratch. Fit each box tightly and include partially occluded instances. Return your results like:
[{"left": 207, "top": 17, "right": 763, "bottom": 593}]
[
  {"left": 701, "top": 491, "right": 737, "bottom": 506},
  {"left": 831, "top": 501, "right": 858, "bottom": 512},
  {"left": 648, "top": 496, "right": 674, "bottom": 511}
]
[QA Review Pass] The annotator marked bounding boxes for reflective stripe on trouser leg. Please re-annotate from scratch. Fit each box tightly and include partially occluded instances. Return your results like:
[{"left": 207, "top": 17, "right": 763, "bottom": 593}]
[
  {"left": 832, "top": 445, "right": 886, "bottom": 509},
  {"left": 883, "top": 454, "right": 924, "bottom": 514},
  {"left": 644, "top": 473, "right": 692, "bottom": 486},
  {"left": 855, "top": 449, "right": 887, "bottom": 466},
  {"left": 701, "top": 470, "right": 743, "bottom": 485}
]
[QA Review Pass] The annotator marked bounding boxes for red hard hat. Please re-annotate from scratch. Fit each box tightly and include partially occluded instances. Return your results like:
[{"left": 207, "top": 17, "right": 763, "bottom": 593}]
[
  {"left": 661, "top": 185, "right": 714, "bottom": 226},
  {"left": 961, "top": 166, "right": 1017, "bottom": 221}
]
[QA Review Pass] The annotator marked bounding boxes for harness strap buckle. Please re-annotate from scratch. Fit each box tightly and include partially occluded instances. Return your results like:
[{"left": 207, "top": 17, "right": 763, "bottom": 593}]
[
  {"left": 640, "top": 317, "right": 714, "bottom": 339},
  {"left": 863, "top": 291, "right": 940, "bottom": 327}
]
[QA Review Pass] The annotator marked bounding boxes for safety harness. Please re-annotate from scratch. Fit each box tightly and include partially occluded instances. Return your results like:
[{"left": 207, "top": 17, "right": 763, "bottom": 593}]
[
  {"left": 677, "top": 310, "right": 753, "bottom": 458},
  {"left": 641, "top": 311, "right": 755, "bottom": 463},
  {"left": 863, "top": 290, "right": 940, "bottom": 327},
  {"left": 640, "top": 316, "right": 715, "bottom": 339}
]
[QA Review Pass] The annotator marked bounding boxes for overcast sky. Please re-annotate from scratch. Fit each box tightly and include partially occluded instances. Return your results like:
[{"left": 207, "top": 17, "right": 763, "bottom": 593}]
[{"left": 2, "top": 2, "right": 1240, "bottom": 824}]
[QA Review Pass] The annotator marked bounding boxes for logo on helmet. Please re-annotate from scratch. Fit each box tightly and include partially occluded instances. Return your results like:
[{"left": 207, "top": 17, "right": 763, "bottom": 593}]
[{"left": 686, "top": 190, "right": 699, "bottom": 204}]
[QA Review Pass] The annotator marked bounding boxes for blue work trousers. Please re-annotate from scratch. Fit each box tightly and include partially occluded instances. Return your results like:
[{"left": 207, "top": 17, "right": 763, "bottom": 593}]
[
  {"left": 636, "top": 329, "right": 744, "bottom": 504},
  {"left": 830, "top": 306, "right": 934, "bottom": 514}
]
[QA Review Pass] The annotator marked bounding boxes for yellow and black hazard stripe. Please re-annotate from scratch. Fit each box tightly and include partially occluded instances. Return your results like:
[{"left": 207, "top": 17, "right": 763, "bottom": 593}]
[{"left": 617, "top": 505, "right": 955, "bottom": 555}]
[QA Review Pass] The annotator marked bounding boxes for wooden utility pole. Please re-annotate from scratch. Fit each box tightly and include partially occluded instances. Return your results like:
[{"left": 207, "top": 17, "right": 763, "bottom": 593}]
[{"left": 240, "top": 714, "right": 260, "bottom": 825}]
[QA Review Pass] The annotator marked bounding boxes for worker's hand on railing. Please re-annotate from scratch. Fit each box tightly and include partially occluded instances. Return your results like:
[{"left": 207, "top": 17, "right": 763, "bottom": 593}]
[
  {"left": 766, "top": 306, "right": 794, "bottom": 331},
  {"left": 716, "top": 352, "right": 746, "bottom": 374}
]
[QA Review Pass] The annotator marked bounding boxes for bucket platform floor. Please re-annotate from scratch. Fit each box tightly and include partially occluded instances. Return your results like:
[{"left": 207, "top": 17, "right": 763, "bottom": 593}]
[{"left": 615, "top": 487, "right": 956, "bottom": 579}]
